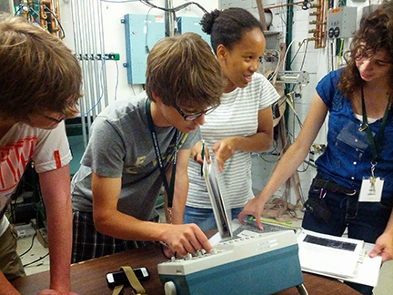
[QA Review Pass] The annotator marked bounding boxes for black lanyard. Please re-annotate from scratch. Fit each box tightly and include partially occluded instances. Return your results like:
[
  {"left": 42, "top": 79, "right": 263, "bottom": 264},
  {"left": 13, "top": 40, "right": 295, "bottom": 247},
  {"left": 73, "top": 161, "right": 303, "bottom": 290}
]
[
  {"left": 146, "top": 100, "right": 180, "bottom": 208},
  {"left": 360, "top": 86, "right": 391, "bottom": 163}
]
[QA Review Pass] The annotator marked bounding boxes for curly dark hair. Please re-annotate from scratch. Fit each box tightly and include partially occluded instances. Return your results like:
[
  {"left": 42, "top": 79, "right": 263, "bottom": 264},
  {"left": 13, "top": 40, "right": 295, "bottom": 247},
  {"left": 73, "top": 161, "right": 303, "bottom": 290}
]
[
  {"left": 200, "top": 7, "right": 264, "bottom": 54},
  {"left": 338, "top": 0, "right": 393, "bottom": 98}
]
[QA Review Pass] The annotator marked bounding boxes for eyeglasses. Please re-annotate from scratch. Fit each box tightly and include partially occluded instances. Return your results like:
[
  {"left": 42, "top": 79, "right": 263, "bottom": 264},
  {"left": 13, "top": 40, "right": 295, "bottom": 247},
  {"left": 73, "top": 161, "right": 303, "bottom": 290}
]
[
  {"left": 174, "top": 104, "right": 218, "bottom": 121},
  {"left": 41, "top": 114, "right": 66, "bottom": 124}
]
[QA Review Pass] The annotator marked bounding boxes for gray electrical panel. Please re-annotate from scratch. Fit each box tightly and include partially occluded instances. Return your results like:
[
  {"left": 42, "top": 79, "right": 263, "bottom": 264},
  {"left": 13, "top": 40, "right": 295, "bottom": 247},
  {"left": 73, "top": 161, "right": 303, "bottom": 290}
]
[
  {"left": 361, "top": 4, "right": 378, "bottom": 18},
  {"left": 218, "top": 0, "right": 281, "bottom": 51},
  {"left": 123, "top": 14, "right": 165, "bottom": 84},
  {"left": 327, "top": 6, "right": 358, "bottom": 39}
]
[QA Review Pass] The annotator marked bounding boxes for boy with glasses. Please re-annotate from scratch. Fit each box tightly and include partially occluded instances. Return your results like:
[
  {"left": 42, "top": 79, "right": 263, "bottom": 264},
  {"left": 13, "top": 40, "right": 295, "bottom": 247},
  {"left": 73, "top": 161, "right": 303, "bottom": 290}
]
[
  {"left": 71, "top": 32, "right": 224, "bottom": 262},
  {"left": 0, "top": 13, "right": 82, "bottom": 295}
]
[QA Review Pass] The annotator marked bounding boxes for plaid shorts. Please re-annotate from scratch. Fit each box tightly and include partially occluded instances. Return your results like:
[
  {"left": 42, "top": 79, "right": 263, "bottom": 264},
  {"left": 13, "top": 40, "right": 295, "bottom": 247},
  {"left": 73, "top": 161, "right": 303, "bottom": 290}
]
[{"left": 72, "top": 211, "right": 156, "bottom": 263}]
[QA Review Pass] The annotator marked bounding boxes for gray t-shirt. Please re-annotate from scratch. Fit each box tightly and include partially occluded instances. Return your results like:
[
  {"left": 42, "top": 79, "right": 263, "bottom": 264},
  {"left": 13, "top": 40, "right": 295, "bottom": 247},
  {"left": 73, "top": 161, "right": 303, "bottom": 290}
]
[{"left": 72, "top": 93, "right": 199, "bottom": 220}]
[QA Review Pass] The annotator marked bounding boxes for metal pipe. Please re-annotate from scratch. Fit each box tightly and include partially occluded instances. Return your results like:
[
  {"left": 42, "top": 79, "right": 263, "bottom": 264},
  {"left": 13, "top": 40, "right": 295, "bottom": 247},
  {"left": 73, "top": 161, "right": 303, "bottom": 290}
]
[
  {"left": 80, "top": 0, "right": 93, "bottom": 136},
  {"left": 70, "top": 0, "right": 110, "bottom": 147},
  {"left": 71, "top": 0, "right": 88, "bottom": 147},
  {"left": 85, "top": 0, "right": 99, "bottom": 120},
  {"left": 97, "top": 0, "right": 109, "bottom": 107},
  {"left": 165, "top": 0, "right": 175, "bottom": 36},
  {"left": 285, "top": 0, "right": 294, "bottom": 71},
  {"left": 90, "top": 0, "right": 101, "bottom": 117},
  {"left": 91, "top": 0, "right": 107, "bottom": 112}
]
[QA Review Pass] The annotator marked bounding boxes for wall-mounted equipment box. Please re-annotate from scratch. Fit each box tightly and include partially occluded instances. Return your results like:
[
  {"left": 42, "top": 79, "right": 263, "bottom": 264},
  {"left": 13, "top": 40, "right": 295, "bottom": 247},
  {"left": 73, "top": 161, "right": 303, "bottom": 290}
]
[
  {"left": 327, "top": 6, "right": 358, "bottom": 39},
  {"left": 123, "top": 14, "right": 165, "bottom": 84},
  {"left": 361, "top": 4, "right": 378, "bottom": 18},
  {"left": 177, "top": 17, "right": 210, "bottom": 46}
]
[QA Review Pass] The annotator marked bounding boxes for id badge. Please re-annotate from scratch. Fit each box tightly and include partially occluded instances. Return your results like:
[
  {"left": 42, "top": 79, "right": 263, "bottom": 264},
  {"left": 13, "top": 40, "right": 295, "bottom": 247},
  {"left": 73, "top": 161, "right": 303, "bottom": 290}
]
[{"left": 359, "top": 177, "right": 383, "bottom": 202}]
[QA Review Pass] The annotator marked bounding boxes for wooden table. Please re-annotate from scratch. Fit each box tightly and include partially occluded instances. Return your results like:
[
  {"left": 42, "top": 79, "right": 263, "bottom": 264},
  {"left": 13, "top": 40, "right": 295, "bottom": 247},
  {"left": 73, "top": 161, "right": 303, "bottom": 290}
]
[{"left": 12, "top": 243, "right": 360, "bottom": 295}]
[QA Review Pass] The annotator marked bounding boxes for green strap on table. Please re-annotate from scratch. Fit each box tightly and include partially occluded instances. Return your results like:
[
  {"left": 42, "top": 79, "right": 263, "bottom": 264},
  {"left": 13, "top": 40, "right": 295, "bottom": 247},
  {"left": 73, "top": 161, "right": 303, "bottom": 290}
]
[{"left": 112, "top": 266, "right": 147, "bottom": 295}]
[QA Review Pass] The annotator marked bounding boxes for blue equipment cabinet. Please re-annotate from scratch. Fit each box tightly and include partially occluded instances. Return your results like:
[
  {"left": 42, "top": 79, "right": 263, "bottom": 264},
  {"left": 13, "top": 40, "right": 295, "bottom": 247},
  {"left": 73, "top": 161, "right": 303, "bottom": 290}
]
[
  {"left": 177, "top": 16, "right": 211, "bottom": 46},
  {"left": 123, "top": 14, "right": 165, "bottom": 84}
]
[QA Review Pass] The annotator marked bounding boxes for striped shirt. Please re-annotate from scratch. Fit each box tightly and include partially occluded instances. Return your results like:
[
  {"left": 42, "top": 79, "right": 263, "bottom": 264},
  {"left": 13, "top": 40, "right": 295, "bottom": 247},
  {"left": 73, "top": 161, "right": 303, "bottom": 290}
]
[{"left": 187, "top": 73, "right": 280, "bottom": 209}]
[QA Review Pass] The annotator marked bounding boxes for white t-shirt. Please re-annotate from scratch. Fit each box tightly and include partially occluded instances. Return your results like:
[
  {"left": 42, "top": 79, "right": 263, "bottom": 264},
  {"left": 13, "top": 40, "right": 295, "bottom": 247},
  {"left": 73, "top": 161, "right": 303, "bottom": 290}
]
[
  {"left": 0, "top": 121, "right": 72, "bottom": 237},
  {"left": 187, "top": 73, "right": 280, "bottom": 209}
]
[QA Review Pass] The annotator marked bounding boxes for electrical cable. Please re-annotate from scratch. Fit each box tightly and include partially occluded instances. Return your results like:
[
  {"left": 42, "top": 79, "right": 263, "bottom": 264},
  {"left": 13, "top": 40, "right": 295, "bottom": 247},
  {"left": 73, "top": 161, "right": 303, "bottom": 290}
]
[
  {"left": 265, "top": 49, "right": 282, "bottom": 83},
  {"left": 43, "top": 5, "right": 66, "bottom": 39},
  {"left": 256, "top": 141, "right": 283, "bottom": 163},
  {"left": 288, "top": 38, "right": 309, "bottom": 71},
  {"left": 19, "top": 233, "right": 37, "bottom": 258},
  {"left": 289, "top": 39, "right": 306, "bottom": 66},
  {"left": 284, "top": 92, "right": 313, "bottom": 173},
  {"left": 99, "top": 0, "right": 207, "bottom": 14},
  {"left": 14, "top": 5, "right": 23, "bottom": 16},
  {"left": 145, "top": 7, "right": 154, "bottom": 53},
  {"left": 14, "top": 2, "right": 65, "bottom": 39},
  {"left": 114, "top": 60, "right": 119, "bottom": 101},
  {"left": 80, "top": 59, "right": 106, "bottom": 116},
  {"left": 129, "top": 84, "right": 137, "bottom": 96},
  {"left": 299, "top": 39, "right": 309, "bottom": 71},
  {"left": 283, "top": 38, "right": 297, "bottom": 71},
  {"left": 139, "top": 0, "right": 207, "bottom": 14},
  {"left": 23, "top": 252, "right": 49, "bottom": 268},
  {"left": 277, "top": 5, "right": 288, "bottom": 28},
  {"left": 285, "top": 93, "right": 303, "bottom": 128}
]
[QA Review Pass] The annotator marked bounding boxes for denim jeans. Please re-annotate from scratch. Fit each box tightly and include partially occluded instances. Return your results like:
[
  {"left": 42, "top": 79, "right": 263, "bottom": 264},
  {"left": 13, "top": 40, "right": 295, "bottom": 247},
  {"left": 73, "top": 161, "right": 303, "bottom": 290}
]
[
  {"left": 303, "top": 184, "right": 393, "bottom": 295},
  {"left": 303, "top": 185, "right": 392, "bottom": 242},
  {"left": 184, "top": 206, "right": 243, "bottom": 233}
]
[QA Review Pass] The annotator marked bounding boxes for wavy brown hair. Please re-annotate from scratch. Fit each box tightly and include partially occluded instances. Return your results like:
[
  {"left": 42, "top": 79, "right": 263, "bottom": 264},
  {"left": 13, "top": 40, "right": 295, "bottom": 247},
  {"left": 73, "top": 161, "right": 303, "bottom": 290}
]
[
  {"left": 338, "top": 1, "right": 393, "bottom": 98},
  {"left": 145, "top": 32, "right": 223, "bottom": 110},
  {"left": 0, "top": 13, "right": 82, "bottom": 121}
]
